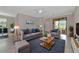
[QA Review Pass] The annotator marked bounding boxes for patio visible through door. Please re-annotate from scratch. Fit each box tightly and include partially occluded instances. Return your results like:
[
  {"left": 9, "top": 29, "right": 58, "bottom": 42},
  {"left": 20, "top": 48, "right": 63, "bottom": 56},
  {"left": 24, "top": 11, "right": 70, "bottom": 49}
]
[{"left": 53, "top": 17, "right": 67, "bottom": 40}]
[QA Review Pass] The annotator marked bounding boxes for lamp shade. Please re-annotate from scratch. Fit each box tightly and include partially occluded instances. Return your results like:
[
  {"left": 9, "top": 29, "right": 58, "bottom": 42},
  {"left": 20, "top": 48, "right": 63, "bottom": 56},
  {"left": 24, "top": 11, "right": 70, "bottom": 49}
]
[
  {"left": 40, "top": 25, "right": 42, "bottom": 27},
  {"left": 14, "top": 25, "right": 20, "bottom": 29}
]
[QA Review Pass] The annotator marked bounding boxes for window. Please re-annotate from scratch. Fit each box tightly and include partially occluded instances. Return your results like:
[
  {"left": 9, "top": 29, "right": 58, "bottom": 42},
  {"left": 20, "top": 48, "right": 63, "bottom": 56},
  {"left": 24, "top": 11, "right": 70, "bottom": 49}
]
[
  {"left": 0, "top": 18, "right": 8, "bottom": 37},
  {"left": 0, "top": 18, "right": 7, "bottom": 28}
]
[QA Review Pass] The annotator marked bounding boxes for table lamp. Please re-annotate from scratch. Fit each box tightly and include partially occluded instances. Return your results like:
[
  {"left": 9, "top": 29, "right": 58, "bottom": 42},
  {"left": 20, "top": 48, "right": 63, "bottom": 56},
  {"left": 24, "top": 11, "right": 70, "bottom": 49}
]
[
  {"left": 14, "top": 25, "right": 20, "bottom": 39},
  {"left": 39, "top": 24, "right": 43, "bottom": 32}
]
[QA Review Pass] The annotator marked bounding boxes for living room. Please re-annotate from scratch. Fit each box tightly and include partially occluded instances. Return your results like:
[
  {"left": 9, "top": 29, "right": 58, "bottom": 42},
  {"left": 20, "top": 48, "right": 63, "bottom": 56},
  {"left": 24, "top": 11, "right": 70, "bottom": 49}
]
[{"left": 0, "top": 6, "right": 79, "bottom": 53}]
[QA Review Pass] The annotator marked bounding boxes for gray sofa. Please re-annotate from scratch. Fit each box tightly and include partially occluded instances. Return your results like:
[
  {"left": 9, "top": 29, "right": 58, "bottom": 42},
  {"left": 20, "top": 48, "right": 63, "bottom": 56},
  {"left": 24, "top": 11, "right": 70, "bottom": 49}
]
[
  {"left": 23, "top": 32, "right": 42, "bottom": 41},
  {"left": 21, "top": 29, "right": 42, "bottom": 41}
]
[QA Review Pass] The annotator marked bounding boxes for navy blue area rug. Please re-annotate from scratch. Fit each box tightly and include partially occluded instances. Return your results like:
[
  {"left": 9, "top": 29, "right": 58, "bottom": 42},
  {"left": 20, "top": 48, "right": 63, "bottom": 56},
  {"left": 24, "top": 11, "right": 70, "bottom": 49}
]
[{"left": 29, "top": 38, "right": 65, "bottom": 53}]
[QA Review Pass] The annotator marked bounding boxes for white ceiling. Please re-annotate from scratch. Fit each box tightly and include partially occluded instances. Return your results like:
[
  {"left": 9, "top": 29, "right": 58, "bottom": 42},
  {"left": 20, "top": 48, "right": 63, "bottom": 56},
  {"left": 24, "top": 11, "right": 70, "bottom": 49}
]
[{"left": 0, "top": 6, "right": 76, "bottom": 18}]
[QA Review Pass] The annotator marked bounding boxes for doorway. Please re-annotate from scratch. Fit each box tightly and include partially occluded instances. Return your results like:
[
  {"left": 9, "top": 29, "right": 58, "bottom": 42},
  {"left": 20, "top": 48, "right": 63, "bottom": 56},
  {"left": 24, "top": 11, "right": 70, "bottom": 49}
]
[
  {"left": 53, "top": 17, "right": 67, "bottom": 40},
  {"left": 53, "top": 17, "right": 67, "bottom": 34}
]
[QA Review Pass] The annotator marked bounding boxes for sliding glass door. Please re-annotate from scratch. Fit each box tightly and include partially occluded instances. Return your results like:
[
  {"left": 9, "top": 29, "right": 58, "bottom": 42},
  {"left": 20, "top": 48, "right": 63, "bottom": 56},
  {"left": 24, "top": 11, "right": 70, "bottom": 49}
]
[{"left": 53, "top": 18, "right": 67, "bottom": 34}]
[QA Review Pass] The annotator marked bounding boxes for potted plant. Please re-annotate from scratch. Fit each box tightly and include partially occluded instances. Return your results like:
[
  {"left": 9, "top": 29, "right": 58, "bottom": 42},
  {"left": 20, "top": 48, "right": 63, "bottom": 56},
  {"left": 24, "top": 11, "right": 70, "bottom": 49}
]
[
  {"left": 10, "top": 23, "right": 15, "bottom": 33},
  {"left": 10, "top": 23, "right": 15, "bottom": 28},
  {"left": 43, "top": 31, "right": 48, "bottom": 37},
  {"left": 69, "top": 26, "right": 74, "bottom": 37}
]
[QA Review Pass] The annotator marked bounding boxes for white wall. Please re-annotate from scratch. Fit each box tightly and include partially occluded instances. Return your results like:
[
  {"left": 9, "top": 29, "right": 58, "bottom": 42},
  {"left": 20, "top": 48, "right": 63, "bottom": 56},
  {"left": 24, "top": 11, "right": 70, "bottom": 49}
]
[
  {"left": 42, "top": 18, "right": 53, "bottom": 31},
  {"left": 0, "top": 15, "right": 15, "bottom": 27},
  {"left": 15, "top": 13, "right": 42, "bottom": 29}
]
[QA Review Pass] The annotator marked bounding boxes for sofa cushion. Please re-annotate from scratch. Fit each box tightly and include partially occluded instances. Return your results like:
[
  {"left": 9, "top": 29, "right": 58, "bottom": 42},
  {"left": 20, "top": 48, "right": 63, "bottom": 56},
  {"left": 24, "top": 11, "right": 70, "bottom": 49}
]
[
  {"left": 32, "top": 29, "right": 36, "bottom": 33},
  {"left": 22, "top": 29, "right": 30, "bottom": 34},
  {"left": 51, "top": 29, "right": 59, "bottom": 32},
  {"left": 32, "top": 28, "right": 40, "bottom": 33},
  {"left": 35, "top": 28, "right": 40, "bottom": 32}
]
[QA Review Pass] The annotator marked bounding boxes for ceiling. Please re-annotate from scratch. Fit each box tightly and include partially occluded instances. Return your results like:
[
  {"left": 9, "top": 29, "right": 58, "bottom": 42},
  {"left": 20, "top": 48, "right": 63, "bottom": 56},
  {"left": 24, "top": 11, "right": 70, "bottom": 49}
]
[{"left": 0, "top": 6, "right": 76, "bottom": 18}]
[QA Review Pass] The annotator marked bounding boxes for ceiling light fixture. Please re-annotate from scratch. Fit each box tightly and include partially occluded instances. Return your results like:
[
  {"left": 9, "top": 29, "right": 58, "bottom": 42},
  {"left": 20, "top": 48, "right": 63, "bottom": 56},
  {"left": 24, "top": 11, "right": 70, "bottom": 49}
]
[{"left": 38, "top": 10, "right": 43, "bottom": 14}]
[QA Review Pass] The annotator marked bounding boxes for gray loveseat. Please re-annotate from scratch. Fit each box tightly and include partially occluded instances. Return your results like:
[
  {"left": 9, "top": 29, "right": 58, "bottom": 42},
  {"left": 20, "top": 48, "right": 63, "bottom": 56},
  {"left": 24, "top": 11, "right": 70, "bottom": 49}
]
[{"left": 51, "top": 29, "right": 60, "bottom": 39}]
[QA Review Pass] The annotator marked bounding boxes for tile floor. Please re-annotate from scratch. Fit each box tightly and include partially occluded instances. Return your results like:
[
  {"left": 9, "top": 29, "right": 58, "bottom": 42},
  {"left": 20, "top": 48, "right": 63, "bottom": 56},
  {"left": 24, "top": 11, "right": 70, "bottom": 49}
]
[
  {"left": 60, "top": 34, "right": 73, "bottom": 53},
  {"left": 0, "top": 34, "right": 73, "bottom": 53},
  {"left": 0, "top": 36, "right": 16, "bottom": 53}
]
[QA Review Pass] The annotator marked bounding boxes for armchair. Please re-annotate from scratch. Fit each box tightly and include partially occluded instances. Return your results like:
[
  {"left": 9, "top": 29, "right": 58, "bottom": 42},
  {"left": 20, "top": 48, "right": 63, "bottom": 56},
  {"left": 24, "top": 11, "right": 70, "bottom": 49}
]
[{"left": 51, "top": 29, "right": 60, "bottom": 39}]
